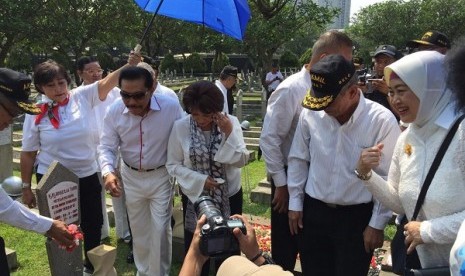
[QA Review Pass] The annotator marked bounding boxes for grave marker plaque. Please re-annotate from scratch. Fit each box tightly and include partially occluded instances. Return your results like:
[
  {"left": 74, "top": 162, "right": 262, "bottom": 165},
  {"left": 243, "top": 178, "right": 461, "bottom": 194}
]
[{"left": 36, "top": 161, "right": 83, "bottom": 275}]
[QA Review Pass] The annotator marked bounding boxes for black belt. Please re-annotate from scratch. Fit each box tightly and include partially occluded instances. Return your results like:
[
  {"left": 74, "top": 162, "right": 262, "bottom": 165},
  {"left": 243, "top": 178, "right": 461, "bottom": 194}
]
[
  {"left": 306, "top": 194, "right": 372, "bottom": 210},
  {"left": 123, "top": 161, "right": 164, "bottom": 172}
]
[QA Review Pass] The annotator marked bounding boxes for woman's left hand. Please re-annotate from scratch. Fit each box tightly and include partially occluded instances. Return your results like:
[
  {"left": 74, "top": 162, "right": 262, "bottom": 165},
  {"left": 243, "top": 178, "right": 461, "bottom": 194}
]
[
  {"left": 404, "top": 221, "right": 424, "bottom": 254},
  {"left": 213, "top": 112, "right": 232, "bottom": 138}
]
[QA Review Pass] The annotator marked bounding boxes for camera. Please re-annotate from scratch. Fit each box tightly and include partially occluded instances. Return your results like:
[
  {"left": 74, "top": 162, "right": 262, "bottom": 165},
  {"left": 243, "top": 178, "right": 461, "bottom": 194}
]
[
  {"left": 194, "top": 195, "right": 246, "bottom": 257},
  {"left": 356, "top": 69, "right": 374, "bottom": 93}
]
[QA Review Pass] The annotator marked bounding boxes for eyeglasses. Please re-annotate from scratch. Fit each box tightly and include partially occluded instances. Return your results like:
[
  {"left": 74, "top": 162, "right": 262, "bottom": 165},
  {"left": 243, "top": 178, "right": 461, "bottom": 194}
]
[
  {"left": 120, "top": 90, "right": 149, "bottom": 100},
  {"left": 83, "top": 69, "right": 103, "bottom": 75}
]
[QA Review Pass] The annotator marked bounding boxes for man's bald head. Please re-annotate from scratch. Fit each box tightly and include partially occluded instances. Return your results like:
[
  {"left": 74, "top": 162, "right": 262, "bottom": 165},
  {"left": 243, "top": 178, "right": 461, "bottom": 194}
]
[{"left": 310, "top": 30, "right": 353, "bottom": 66}]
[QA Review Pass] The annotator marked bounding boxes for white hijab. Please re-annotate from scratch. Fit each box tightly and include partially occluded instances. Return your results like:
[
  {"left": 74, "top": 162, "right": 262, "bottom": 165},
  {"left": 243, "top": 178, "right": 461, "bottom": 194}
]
[{"left": 385, "top": 51, "right": 451, "bottom": 128}]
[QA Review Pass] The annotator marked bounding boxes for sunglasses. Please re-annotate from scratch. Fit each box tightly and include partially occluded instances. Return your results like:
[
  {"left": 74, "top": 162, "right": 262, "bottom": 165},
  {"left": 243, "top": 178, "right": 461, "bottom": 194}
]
[{"left": 120, "top": 90, "right": 148, "bottom": 100}]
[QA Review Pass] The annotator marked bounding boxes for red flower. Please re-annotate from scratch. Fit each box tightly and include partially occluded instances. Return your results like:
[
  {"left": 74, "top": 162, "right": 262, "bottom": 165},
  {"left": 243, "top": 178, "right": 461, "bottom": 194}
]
[{"left": 57, "top": 224, "right": 84, "bottom": 252}]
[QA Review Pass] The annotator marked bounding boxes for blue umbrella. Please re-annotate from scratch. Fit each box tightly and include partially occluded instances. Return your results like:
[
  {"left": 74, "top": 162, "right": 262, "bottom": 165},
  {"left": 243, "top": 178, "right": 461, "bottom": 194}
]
[{"left": 134, "top": 0, "right": 251, "bottom": 42}]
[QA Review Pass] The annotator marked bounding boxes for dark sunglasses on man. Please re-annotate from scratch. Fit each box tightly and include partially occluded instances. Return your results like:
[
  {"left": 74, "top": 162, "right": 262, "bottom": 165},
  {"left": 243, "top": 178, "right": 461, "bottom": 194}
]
[{"left": 120, "top": 90, "right": 149, "bottom": 100}]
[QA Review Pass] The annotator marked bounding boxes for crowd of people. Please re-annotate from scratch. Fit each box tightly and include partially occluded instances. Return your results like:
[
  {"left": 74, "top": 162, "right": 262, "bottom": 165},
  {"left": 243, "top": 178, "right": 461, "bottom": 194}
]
[{"left": 1, "top": 28, "right": 465, "bottom": 276}]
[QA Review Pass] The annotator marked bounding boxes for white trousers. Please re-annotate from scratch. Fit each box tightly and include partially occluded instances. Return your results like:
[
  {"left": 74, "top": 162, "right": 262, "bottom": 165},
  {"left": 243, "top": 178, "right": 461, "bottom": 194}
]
[
  {"left": 121, "top": 164, "right": 173, "bottom": 276},
  {"left": 111, "top": 181, "right": 130, "bottom": 239}
]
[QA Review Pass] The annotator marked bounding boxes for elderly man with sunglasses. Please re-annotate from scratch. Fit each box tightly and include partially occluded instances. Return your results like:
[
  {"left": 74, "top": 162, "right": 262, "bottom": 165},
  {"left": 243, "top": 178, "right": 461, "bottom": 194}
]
[{"left": 98, "top": 66, "right": 184, "bottom": 276}]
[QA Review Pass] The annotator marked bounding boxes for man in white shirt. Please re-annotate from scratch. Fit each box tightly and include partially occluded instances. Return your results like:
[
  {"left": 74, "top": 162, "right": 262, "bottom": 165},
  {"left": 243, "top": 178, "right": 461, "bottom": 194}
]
[
  {"left": 215, "top": 65, "right": 238, "bottom": 114},
  {"left": 287, "top": 55, "right": 400, "bottom": 275},
  {"left": 264, "top": 63, "right": 283, "bottom": 100},
  {"left": 259, "top": 30, "right": 354, "bottom": 272},
  {"left": 76, "top": 56, "right": 130, "bottom": 242},
  {"left": 98, "top": 67, "right": 183, "bottom": 276},
  {"left": 0, "top": 68, "right": 74, "bottom": 274}
]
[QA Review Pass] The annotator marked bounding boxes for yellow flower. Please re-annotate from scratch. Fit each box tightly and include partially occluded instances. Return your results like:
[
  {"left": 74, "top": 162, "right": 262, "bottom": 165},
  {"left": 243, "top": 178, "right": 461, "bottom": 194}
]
[{"left": 404, "top": 143, "right": 412, "bottom": 156}]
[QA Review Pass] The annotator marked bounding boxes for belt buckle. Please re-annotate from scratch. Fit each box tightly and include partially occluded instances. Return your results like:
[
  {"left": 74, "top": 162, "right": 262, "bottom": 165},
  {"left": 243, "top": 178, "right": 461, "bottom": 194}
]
[
  {"left": 326, "top": 203, "right": 338, "bottom": 209},
  {"left": 138, "top": 168, "right": 145, "bottom": 172}
]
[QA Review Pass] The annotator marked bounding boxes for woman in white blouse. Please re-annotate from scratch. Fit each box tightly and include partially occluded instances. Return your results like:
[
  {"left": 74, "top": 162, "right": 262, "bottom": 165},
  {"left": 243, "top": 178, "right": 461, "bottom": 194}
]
[
  {"left": 167, "top": 80, "right": 249, "bottom": 276},
  {"left": 20, "top": 56, "right": 139, "bottom": 273},
  {"left": 356, "top": 50, "right": 465, "bottom": 269}
]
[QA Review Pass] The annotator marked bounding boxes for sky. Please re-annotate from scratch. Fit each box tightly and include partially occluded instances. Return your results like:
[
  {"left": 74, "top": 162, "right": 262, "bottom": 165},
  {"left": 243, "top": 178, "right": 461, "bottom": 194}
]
[{"left": 350, "top": 0, "right": 387, "bottom": 18}]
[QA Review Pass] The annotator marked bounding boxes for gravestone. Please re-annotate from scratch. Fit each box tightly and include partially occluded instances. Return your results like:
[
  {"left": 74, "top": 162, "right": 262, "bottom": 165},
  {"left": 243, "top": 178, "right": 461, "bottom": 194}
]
[
  {"left": 36, "top": 161, "right": 83, "bottom": 275},
  {"left": 0, "top": 127, "right": 12, "bottom": 182}
]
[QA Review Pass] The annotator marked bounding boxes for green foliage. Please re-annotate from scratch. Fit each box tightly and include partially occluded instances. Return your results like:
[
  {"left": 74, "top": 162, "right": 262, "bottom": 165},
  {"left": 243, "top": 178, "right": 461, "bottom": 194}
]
[
  {"left": 183, "top": 53, "right": 207, "bottom": 73},
  {"left": 279, "top": 51, "right": 299, "bottom": 68},
  {"left": 299, "top": 47, "right": 313, "bottom": 66},
  {"left": 160, "top": 53, "right": 178, "bottom": 73},
  {"left": 211, "top": 52, "right": 230, "bottom": 74},
  {"left": 348, "top": 0, "right": 465, "bottom": 63},
  {"left": 244, "top": 0, "right": 337, "bottom": 72}
]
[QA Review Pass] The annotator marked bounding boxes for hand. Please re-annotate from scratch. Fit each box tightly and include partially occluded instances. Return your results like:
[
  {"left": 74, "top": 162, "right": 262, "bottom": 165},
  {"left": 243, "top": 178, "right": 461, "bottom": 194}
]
[
  {"left": 127, "top": 51, "right": 142, "bottom": 66},
  {"left": 46, "top": 220, "right": 75, "bottom": 248},
  {"left": 213, "top": 112, "right": 232, "bottom": 138},
  {"left": 22, "top": 188, "right": 37, "bottom": 208},
  {"left": 404, "top": 221, "right": 423, "bottom": 254},
  {"left": 363, "top": 226, "right": 384, "bottom": 253},
  {"left": 203, "top": 176, "right": 219, "bottom": 192},
  {"left": 104, "top": 172, "right": 122, "bottom": 197},
  {"left": 357, "top": 143, "right": 384, "bottom": 174},
  {"left": 179, "top": 215, "right": 209, "bottom": 276},
  {"left": 371, "top": 79, "right": 390, "bottom": 95},
  {"left": 288, "top": 210, "right": 303, "bottom": 235},
  {"left": 272, "top": 186, "right": 289, "bottom": 213},
  {"left": 230, "top": 214, "right": 260, "bottom": 260}
]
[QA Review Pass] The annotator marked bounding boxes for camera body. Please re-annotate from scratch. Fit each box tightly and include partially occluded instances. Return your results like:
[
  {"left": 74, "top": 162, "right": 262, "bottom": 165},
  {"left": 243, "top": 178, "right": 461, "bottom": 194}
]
[
  {"left": 194, "top": 195, "right": 246, "bottom": 257},
  {"left": 357, "top": 69, "right": 374, "bottom": 93}
]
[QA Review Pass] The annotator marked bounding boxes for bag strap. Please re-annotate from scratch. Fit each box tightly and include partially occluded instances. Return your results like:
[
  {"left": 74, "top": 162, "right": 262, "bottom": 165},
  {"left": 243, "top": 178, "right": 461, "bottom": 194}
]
[{"left": 411, "top": 114, "right": 465, "bottom": 221}]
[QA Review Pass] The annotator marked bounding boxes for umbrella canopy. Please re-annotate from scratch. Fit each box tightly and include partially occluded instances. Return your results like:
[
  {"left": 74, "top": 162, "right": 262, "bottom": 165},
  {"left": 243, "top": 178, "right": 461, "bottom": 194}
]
[{"left": 134, "top": 0, "right": 251, "bottom": 41}]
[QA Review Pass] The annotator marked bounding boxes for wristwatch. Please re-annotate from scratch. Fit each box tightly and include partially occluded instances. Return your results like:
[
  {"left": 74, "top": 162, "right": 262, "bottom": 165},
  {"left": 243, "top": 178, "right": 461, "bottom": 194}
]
[
  {"left": 354, "top": 168, "right": 372, "bottom": 180},
  {"left": 260, "top": 252, "right": 275, "bottom": 265}
]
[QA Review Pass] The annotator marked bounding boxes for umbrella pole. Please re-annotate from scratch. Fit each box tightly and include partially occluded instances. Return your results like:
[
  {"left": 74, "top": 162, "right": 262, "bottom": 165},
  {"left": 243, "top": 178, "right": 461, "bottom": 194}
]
[{"left": 136, "top": 0, "right": 166, "bottom": 52}]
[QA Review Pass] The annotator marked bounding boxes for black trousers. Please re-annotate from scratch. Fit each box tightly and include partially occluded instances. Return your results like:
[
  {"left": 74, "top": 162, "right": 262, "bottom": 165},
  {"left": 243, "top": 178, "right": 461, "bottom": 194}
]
[
  {"left": 182, "top": 188, "right": 243, "bottom": 276},
  {"left": 37, "top": 172, "right": 103, "bottom": 270},
  {"left": 270, "top": 179, "right": 300, "bottom": 271},
  {"left": 0, "top": 237, "right": 9, "bottom": 276},
  {"left": 300, "top": 194, "right": 373, "bottom": 276}
]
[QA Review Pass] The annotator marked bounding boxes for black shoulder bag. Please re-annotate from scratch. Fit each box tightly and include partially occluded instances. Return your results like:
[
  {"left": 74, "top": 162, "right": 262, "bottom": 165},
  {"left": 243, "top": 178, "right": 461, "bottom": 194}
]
[{"left": 405, "top": 114, "right": 465, "bottom": 276}]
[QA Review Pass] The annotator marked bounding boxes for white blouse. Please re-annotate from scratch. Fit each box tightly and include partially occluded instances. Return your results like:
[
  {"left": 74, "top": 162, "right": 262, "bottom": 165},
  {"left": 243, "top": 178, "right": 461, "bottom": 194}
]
[
  {"left": 166, "top": 115, "right": 249, "bottom": 204},
  {"left": 22, "top": 82, "right": 100, "bottom": 178}
]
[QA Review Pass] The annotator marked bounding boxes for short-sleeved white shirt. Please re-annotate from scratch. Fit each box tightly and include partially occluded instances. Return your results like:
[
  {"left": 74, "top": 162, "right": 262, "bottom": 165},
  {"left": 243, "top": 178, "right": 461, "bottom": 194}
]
[{"left": 22, "top": 82, "right": 100, "bottom": 177}]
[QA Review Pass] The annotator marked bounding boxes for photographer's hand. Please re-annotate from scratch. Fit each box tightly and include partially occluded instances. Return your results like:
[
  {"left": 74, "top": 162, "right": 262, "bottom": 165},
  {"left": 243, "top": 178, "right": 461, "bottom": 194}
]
[
  {"left": 179, "top": 215, "right": 209, "bottom": 276},
  {"left": 230, "top": 214, "right": 265, "bottom": 265}
]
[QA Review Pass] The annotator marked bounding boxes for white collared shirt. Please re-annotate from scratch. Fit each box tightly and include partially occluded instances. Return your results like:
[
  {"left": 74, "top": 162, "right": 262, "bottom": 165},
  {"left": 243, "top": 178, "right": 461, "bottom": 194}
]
[
  {"left": 22, "top": 82, "right": 100, "bottom": 177},
  {"left": 98, "top": 94, "right": 184, "bottom": 175},
  {"left": 260, "top": 66, "right": 311, "bottom": 187},
  {"left": 155, "top": 83, "right": 179, "bottom": 101},
  {"left": 214, "top": 80, "right": 229, "bottom": 114},
  {"left": 265, "top": 71, "right": 284, "bottom": 91},
  {"left": 288, "top": 94, "right": 401, "bottom": 229},
  {"left": 0, "top": 187, "right": 52, "bottom": 234}
]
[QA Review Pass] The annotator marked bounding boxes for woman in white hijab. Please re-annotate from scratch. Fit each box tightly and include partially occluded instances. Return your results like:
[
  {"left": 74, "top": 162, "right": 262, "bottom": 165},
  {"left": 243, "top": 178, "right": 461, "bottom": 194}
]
[{"left": 356, "top": 50, "right": 465, "bottom": 269}]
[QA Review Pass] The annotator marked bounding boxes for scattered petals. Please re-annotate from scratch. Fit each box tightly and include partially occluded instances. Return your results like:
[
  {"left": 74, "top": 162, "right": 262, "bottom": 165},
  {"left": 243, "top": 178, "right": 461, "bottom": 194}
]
[{"left": 57, "top": 224, "right": 84, "bottom": 252}]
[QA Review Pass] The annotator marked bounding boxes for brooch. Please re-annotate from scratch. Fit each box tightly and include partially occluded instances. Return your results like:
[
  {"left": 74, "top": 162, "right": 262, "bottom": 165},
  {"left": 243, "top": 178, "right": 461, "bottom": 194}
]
[{"left": 404, "top": 143, "right": 412, "bottom": 156}]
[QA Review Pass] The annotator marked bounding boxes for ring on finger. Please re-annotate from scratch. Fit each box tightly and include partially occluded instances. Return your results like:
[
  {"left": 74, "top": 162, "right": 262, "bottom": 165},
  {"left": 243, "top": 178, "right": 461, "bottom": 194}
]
[{"left": 403, "top": 230, "right": 408, "bottom": 236}]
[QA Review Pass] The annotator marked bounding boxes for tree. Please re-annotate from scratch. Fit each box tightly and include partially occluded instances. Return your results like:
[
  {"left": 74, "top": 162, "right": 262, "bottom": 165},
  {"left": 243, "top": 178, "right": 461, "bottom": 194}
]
[
  {"left": 243, "top": 0, "right": 336, "bottom": 74},
  {"left": 279, "top": 51, "right": 299, "bottom": 68},
  {"left": 347, "top": 0, "right": 465, "bottom": 64},
  {"left": 0, "top": 0, "right": 48, "bottom": 67}
]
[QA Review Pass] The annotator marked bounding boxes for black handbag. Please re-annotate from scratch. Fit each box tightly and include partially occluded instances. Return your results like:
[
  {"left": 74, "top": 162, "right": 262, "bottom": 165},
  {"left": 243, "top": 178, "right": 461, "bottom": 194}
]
[
  {"left": 404, "top": 114, "right": 465, "bottom": 276},
  {"left": 391, "top": 215, "right": 421, "bottom": 274}
]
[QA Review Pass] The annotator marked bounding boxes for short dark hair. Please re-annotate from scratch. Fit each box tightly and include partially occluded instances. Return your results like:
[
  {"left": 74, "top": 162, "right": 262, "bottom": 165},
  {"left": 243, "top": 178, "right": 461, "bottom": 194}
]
[
  {"left": 182, "top": 80, "right": 224, "bottom": 114},
  {"left": 33, "top": 60, "right": 72, "bottom": 94},
  {"left": 446, "top": 36, "right": 465, "bottom": 112},
  {"left": 76, "top": 56, "right": 99, "bottom": 71},
  {"left": 118, "top": 67, "right": 153, "bottom": 89}
]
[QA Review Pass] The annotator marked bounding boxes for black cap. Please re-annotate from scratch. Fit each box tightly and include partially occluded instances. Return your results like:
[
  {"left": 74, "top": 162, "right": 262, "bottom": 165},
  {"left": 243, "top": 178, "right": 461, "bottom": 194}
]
[
  {"left": 0, "top": 68, "right": 40, "bottom": 115},
  {"left": 372, "top": 45, "right": 398, "bottom": 58},
  {"left": 407, "top": 31, "right": 451, "bottom": 49},
  {"left": 302, "top": 55, "right": 355, "bottom": 111}
]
